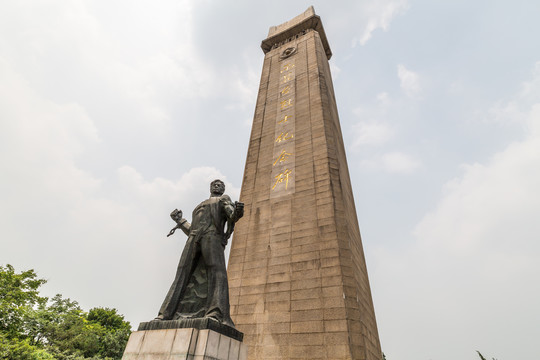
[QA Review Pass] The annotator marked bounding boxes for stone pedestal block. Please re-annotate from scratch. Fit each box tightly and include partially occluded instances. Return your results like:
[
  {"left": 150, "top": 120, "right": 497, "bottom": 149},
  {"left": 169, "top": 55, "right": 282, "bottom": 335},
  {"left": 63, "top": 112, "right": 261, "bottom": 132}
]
[{"left": 122, "top": 327, "right": 247, "bottom": 360}]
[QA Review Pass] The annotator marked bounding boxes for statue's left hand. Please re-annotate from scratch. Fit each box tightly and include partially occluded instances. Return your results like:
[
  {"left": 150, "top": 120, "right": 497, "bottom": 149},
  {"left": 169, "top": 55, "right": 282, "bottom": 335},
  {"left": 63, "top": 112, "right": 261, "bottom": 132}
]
[{"left": 235, "top": 201, "right": 244, "bottom": 219}]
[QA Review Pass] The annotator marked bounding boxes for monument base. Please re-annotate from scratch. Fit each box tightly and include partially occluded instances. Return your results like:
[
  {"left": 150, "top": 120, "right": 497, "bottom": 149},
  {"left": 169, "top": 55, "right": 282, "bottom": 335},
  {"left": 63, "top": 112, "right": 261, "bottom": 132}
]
[
  {"left": 138, "top": 318, "right": 243, "bottom": 342},
  {"left": 122, "top": 326, "right": 247, "bottom": 360}
]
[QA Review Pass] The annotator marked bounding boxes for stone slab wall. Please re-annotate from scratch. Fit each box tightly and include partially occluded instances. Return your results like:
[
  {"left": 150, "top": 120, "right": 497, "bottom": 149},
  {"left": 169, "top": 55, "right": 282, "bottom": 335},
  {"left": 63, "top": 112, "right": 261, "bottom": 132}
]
[{"left": 122, "top": 328, "right": 247, "bottom": 360}]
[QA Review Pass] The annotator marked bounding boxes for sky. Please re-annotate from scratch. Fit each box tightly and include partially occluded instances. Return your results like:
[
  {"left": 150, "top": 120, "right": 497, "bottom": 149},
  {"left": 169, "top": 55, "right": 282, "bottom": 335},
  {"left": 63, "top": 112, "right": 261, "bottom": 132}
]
[{"left": 1, "top": 1, "right": 539, "bottom": 359}]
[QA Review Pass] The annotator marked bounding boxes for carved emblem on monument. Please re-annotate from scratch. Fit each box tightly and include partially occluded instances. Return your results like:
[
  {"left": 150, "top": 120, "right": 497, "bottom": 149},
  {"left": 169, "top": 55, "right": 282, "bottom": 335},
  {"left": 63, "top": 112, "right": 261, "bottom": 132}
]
[{"left": 280, "top": 46, "right": 297, "bottom": 59}]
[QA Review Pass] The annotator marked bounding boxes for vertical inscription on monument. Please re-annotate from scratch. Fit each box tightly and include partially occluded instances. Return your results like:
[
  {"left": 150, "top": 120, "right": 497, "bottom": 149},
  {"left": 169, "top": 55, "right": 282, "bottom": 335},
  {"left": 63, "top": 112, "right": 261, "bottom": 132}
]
[{"left": 271, "top": 57, "right": 296, "bottom": 197}]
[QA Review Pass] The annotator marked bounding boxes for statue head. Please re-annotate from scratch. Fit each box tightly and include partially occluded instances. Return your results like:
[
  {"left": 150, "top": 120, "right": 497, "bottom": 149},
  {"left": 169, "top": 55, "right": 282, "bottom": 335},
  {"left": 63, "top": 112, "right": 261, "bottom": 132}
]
[{"left": 210, "top": 179, "right": 225, "bottom": 196}]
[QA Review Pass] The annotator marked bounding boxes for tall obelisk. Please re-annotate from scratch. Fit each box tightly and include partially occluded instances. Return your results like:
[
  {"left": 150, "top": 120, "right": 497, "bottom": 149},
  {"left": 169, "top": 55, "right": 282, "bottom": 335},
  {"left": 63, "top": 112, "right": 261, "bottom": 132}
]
[{"left": 227, "top": 7, "right": 382, "bottom": 360}]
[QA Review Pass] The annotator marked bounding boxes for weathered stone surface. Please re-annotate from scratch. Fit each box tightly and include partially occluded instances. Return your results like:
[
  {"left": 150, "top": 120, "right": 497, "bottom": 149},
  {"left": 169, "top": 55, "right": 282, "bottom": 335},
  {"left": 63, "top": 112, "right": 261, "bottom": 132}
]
[
  {"left": 227, "top": 6, "right": 382, "bottom": 360},
  {"left": 262, "top": 6, "right": 332, "bottom": 59},
  {"left": 122, "top": 328, "right": 247, "bottom": 360}
]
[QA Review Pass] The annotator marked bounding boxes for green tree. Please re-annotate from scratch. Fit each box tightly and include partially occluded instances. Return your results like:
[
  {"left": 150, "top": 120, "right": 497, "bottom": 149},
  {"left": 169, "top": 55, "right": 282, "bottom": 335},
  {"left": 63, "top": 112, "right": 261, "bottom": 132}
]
[
  {"left": 0, "top": 333, "right": 55, "bottom": 360},
  {"left": 40, "top": 295, "right": 98, "bottom": 359},
  {"left": 87, "top": 308, "right": 131, "bottom": 359},
  {"left": 0, "top": 264, "right": 131, "bottom": 360},
  {"left": 0, "top": 265, "right": 47, "bottom": 339},
  {"left": 36, "top": 295, "right": 131, "bottom": 359}
]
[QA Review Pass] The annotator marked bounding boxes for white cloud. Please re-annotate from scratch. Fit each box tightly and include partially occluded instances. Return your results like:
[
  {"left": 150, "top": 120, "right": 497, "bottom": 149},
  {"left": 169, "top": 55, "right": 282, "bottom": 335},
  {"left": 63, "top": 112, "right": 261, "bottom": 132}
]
[
  {"left": 415, "top": 131, "right": 540, "bottom": 255},
  {"left": 351, "top": 121, "right": 394, "bottom": 147},
  {"left": 360, "top": 151, "right": 421, "bottom": 173},
  {"left": 351, "top": 92, "right": 394, "bottom": 149},
  {"left": 330, "top": 62, "right": 342, "bottom": 78},
  {"left": 115, "top": 165, "right": 239, "bottom": 209},
  {"left": 0, "top": 0, "right": 217, "bottom": 137},
  {"left": 520, "top": 61, "right": 540, "bottom": 100},
  {"left": 485, "top": 61, "right": 540, "bottom": 126},
  {"left": 351, "top": 0, "right": 409, "bottom": 46},
  {"left": 486, "top": 100, "right": 525, "bottom": 125},
  {"left": 381, "top": 151, "right": 421, "bottom": 173},
  {"left": 397, "top": 64, "right": 421, "bottom": 97},
  {"left": 374, "top": 62, "right": 540, "bottom": 360},
  {"left": 0, "top": 31, "right": 239, "bottom": 325},
  {"left": 405, "top": 109, "right": 540, "bottom": 358},
  {"left": 376, "top": 91, "right": 390, "bottom": 104},
  {"left": 0, "top": 58, "right": 101, "bottom": 194}
]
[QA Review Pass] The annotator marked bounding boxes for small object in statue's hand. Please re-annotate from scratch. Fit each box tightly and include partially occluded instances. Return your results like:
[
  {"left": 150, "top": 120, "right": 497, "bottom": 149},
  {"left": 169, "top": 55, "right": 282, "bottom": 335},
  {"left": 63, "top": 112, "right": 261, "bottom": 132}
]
[
  {"left": 167, "top": 209, "right": 183, "bottom": 237},
  {"left": 167, "top": 226, "right": 178, "bottom": 237}
]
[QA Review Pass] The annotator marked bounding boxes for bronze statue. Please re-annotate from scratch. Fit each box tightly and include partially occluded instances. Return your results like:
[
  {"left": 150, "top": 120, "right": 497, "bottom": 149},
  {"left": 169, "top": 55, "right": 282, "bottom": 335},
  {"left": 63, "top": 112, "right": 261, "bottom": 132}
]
[{"left": 155, "top": 179, "right": 244, "bottom": 327}]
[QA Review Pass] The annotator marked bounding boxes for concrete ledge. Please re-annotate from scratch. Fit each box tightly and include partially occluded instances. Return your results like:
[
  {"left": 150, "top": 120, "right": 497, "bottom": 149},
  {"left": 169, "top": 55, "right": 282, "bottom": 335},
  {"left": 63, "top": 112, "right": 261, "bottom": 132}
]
[{"left": 138, "top": 318, "right": 243, "bottom": 342}]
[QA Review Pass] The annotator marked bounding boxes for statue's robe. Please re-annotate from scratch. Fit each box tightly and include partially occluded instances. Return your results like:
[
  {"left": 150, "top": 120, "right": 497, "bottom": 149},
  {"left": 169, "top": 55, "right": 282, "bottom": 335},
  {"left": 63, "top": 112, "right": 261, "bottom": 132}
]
[{"left": 157, "top": 195, "right": 237, "bottom": 327}]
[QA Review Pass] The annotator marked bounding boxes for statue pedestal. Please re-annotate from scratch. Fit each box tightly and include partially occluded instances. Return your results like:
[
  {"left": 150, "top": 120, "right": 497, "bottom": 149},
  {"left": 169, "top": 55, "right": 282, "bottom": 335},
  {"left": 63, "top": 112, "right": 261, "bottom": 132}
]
[{"left": 122, "top": 320, "right": 246, "bottom": 360}]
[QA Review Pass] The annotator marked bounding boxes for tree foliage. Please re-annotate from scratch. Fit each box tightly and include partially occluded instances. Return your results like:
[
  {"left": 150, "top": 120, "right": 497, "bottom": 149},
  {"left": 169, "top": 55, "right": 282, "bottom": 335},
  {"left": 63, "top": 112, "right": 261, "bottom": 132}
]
[{"left": 0, "top": 264, "right": 131, "bottom": 360}]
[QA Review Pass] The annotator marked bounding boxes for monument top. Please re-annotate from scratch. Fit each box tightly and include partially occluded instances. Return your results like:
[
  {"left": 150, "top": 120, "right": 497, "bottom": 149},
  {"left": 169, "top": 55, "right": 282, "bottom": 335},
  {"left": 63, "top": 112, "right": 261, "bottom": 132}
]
[{"left": 261, "top": 6, "right": 332, "bottom": 59}]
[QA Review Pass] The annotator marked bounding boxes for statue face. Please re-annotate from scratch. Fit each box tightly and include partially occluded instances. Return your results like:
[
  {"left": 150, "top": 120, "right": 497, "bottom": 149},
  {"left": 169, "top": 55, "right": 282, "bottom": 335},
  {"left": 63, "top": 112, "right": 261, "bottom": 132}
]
[{"left": 210, "top": 180, "right": 225, "bottom": 196}]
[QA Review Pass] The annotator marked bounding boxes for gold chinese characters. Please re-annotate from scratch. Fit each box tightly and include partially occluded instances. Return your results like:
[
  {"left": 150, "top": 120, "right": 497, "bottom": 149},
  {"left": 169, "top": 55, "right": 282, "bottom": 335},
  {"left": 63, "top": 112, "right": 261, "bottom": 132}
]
[
  {"left": 275, "top": 132, "right": 294, "bottom": 143},
  {"left": 272, "top": 169, "right": 293, "bottom": 190},
  {"left": 272, "top": 59, "right": 296, "bottom": 193},
  {"left": 273, "top": 150, "right": 293, "bottom": 166}
]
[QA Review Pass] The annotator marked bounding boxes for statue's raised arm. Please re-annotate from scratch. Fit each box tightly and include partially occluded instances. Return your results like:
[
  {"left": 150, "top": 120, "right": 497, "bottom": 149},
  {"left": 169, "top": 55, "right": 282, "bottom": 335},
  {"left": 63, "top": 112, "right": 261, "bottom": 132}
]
[{"left": 166, "top": 209, "right": 191, "bottom": 237}]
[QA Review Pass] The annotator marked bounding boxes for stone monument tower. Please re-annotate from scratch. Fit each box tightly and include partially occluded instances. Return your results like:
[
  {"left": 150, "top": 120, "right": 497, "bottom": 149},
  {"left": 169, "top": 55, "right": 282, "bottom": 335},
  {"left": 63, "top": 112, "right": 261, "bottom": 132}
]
[{"left": 227, "top": 6, "right": 382, "bottom": 360}]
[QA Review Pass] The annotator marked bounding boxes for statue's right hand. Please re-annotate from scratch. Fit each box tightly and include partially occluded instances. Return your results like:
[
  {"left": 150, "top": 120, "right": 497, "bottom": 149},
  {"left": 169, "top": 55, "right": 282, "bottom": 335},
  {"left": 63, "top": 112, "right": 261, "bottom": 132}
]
[{"left": 170, "top": 209, "right": 183, "bottom": 222}]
